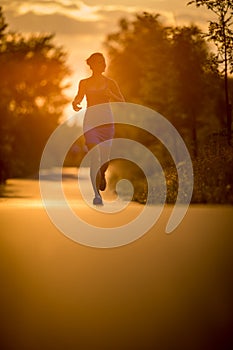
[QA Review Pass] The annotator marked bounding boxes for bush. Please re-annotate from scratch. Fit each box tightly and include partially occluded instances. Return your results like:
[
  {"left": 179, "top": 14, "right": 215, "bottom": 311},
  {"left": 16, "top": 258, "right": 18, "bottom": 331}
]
[
  {"left": 192, "top": 134, "right": 233, "bottom": 203},
  {"left": 108, "top": 133, "right": 233, "bottom": 204}
]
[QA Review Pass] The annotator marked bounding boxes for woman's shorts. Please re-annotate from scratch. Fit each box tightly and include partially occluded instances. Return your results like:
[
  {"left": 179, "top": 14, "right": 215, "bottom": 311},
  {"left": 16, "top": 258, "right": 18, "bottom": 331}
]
[
  {"left": 84, "top": 124, "right": 115, "bottom": 145},
  {"left": 83, "top": 104, "right": 115, "bottom": 145}
]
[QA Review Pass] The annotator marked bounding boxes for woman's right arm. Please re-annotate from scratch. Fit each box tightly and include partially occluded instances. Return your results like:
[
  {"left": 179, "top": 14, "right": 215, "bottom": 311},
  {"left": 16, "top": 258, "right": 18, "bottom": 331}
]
[{"left": 72, "top": 80, "right": 86, "bottom": 111}]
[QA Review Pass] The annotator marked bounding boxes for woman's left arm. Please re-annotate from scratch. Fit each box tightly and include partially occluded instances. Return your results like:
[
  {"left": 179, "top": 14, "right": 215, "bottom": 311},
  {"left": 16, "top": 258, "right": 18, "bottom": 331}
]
[{"left": 106, "top": 79, "right": 125, "bottom": 102}]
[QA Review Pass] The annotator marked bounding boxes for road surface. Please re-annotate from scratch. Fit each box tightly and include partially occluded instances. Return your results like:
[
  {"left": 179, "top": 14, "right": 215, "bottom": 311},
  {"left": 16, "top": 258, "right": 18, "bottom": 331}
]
[{"left": 0, "top": 168, "right": 233, "bottom": 350}]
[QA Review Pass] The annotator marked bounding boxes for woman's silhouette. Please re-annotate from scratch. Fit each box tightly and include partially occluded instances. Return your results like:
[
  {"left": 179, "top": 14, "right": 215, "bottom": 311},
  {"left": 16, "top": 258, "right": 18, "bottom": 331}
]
[{"left": 72, "top": 52, "right": 124, "bottom": 205}]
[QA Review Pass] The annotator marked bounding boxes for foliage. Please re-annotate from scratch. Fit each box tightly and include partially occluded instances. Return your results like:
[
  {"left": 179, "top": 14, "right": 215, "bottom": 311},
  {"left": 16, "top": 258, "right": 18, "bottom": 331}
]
[
  {"left": 105, "top": 12, "right": 233, "bottom": 204},
  {"left": 188, "top": 0, "right": 233, "bottom": 142},
  {"left": 109, "top": 136, "right": 233, "bottom": 204},
  {"left": 192, "top": 135, "right": 233, "bottom": 203},
  {"left": 0, "top": 7, "right": 70, "bottom": 183},
  {"left": 105, "top": 13, "right": 170, "bottom": 107},
  {"left": 104, "top": 13, "right": 222, "bottom": 157}
]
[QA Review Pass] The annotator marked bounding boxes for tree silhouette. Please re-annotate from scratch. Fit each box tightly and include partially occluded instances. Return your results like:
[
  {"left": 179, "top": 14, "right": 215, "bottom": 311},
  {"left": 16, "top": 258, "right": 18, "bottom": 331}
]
[
  {"left": 169, "top": 25, "right": 215, "bottom": 157},
  {"left": 104, "top": 13, "right": 170, "bottom": 107},
  {"left": 104, "top": 12, "right": 218, "bottom": 156},
  {"left": 104, "top": 11, "right": 233, "bottom": 204},
  {"left": 0, "top": 7, "right": 70, "bottom": 182},
  {"left": 188, "top": 0, "right": 233, "bottom": 143}
]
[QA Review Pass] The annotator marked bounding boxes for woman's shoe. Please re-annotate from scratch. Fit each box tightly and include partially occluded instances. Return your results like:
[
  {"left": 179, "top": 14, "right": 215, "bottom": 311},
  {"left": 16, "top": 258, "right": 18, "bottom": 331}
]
[{"left": 93, "top": 196, "right": 103, "bottom": 206}]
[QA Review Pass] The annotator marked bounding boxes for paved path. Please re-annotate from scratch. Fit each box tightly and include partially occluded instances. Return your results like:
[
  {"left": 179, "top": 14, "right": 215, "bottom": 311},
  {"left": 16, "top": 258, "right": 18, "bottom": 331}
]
[{"left": 0, "top": 168, "right": 233, "bottom": 350}]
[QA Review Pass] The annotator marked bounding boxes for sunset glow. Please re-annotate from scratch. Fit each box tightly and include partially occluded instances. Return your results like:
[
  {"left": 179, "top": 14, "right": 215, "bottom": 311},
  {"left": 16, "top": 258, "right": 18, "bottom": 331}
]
[
  {"left": 2, "top": 0, "right": 215, "bottom": 120},
  {"left": 7, "top": 0, "right": 101, "bottom": 21}
]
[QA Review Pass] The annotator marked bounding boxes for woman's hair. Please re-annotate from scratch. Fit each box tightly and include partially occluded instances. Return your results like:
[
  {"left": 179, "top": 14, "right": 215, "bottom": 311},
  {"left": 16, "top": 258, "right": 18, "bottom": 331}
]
[{"left": 86, "top": 52, "right": 105, "bottom": 68}]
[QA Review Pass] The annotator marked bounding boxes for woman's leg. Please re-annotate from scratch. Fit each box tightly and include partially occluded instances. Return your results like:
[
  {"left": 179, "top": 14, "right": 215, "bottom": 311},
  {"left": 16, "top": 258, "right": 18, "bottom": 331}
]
[
  {"left": 99, "top": 140, "right": 112, "bottom": 191},
  {"left": 87, "top": 143, "right": 103, "bottom": 203}
]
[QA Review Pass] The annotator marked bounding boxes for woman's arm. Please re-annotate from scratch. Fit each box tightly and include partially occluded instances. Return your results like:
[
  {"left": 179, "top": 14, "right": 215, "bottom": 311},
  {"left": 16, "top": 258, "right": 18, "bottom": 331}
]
[
  {"left": 72, "top": 79, "right": 86, "bottom": 111},
  {"left": 106, "top": 79, "right": 125, "bottom": 102}
]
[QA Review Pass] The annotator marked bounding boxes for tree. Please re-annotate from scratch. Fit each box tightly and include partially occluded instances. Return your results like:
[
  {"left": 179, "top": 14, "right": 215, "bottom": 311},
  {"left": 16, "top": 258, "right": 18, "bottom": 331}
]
[
  {"left": 188, "top": 0, "right": 233, "bottom": 143},
  {"left": 104, "top": 13, "right": 171, "bottom": 109},
  {"left": 169, "top": 25, "right": 216, "bottom": 157},
  {"left": 0, "top": 7, "right": 70, "bottom": 182},
  {"left": 104, "top": 12, "right": 218, "bottom": 156},
  {"left": 104, "top": 11, "right": 233, "bottom": 204}
]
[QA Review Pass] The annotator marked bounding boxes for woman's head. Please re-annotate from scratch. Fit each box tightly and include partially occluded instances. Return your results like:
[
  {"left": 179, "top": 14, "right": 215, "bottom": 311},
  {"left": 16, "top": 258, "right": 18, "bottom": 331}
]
[{"left": 86, "top": 52, "right": 106, "bottom": 73}]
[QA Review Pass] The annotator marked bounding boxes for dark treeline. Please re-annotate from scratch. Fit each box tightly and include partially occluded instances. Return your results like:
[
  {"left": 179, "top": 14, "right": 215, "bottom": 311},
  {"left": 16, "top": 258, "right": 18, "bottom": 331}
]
[
  {"left": 104, "top": 13, "right": 233, "bottom": 203},
  {"left": 0, "top": 7, "right": 70, "bottom": 183}
]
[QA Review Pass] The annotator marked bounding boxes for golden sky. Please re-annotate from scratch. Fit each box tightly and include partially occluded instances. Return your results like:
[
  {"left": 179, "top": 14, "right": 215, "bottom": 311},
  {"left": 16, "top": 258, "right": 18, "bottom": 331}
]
[{"left": 2, "top": 0, "right": 212, "bottom": 117}]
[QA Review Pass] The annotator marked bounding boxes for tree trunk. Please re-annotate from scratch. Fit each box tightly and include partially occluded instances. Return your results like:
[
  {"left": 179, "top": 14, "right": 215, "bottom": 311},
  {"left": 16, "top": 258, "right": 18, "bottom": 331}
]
[
  {"left": 191, "top": 112, "right": 198, "bottom": 158},
  {"left": 223, "top": 21, "right": 232, "bottom": 144}
]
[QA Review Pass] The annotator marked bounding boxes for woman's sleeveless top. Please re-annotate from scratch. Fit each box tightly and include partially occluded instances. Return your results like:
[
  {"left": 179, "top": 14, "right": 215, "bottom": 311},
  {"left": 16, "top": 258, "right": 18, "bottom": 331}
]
[
  {"left": 85, "top": 81, "right": 110, "bottom": 107},
  {"left": 83, "top": 79, "right": 113, "bottom": 131}
]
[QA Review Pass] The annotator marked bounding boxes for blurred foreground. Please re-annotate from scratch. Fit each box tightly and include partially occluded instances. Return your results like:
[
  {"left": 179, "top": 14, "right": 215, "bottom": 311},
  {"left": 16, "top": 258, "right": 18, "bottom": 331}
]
[{"left": 0, "top": 168, "right": 233, "bottom": 350}]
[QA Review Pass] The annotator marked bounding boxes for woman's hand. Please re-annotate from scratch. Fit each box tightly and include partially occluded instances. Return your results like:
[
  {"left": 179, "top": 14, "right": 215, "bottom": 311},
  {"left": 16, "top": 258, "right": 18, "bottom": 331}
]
[{"left": 72, "top": 100, "right": 82, "bottom": 112}]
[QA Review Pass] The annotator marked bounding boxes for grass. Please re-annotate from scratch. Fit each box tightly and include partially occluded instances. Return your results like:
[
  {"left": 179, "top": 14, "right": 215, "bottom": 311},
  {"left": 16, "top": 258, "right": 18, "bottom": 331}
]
[{"left": 108, "top": 134, "right": 233, "bottom": 205}]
